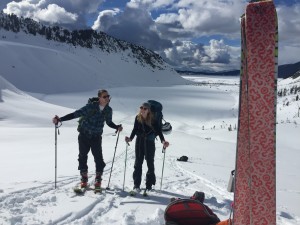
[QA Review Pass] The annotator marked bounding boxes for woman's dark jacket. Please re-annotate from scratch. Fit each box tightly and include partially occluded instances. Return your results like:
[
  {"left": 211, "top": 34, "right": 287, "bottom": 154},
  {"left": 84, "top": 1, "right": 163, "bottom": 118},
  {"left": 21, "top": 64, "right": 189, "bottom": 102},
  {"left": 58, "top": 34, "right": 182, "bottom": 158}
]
[{"left": 129, "top": 116, "right": 165, "bottom": 142}]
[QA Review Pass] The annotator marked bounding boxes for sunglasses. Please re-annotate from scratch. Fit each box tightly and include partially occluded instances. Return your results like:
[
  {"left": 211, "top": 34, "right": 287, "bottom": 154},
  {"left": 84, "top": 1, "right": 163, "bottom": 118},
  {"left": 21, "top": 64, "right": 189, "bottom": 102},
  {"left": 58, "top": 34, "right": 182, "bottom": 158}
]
[
  {"left": 140, "top": 106, "right": 149, "bottom": 110},
  {"left": 102, "top": 95, "right": 110, "bottom": 99}
]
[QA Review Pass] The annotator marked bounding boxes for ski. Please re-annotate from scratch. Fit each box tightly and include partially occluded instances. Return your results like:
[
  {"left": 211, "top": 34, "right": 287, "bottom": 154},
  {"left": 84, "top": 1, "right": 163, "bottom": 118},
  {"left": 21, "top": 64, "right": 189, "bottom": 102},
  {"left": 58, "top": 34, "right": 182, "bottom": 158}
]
[
  {"left": 94, "top": 187, "right": 102, "bottom": 194},
  {"left": 73, "top": 184, "right": 89, "bottom": 194},
  {"left": 129, "top": 190, "right": 137, "bottom": 196},
  {"left": 73, "top": 184, "right": 104, "bottom": 194},
  {"left": 129, "top": 188, "right": 141, "bottom": 196},
  {"left": 233, "top": 1, "right": 277, "bottom": 225},
  {"left": 142, "top": 190, "right": 149, "bottom": 197},
  {"left": 128, "top": 188, "right": 151, "bottom": 197}
]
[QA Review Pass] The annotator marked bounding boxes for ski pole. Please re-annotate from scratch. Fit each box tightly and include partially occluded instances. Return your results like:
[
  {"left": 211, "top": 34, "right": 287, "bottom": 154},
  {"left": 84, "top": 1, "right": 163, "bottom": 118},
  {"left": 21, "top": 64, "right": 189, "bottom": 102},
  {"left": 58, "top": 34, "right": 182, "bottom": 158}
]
[
  {"left": 55, "top": 125, "right": 57, "bottom": 189},
  {"left": 54, "top": 116, "right": 61, "bottom": 189},
  {"left": 106, "top": 130, "right": 120, "bottom": 190},
  {"left": 54, "top": 123, "right": 60, "bottom": 189},
  {"left": 122, "top": 142, "right": 129, "bottom": 191},
  {"left": 160, "top": 147, "right": 166, "bottom": 191}
]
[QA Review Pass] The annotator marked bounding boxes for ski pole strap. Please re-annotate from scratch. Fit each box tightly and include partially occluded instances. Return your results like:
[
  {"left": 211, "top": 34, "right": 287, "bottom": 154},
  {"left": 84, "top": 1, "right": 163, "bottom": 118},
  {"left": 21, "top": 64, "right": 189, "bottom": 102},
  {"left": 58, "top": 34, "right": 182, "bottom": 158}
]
[
  {"left": 55, "top": 120, "right": 62, "bottom": 135},
  {"left": 162, "top": 147, "right": 166, "bottom": 153}
]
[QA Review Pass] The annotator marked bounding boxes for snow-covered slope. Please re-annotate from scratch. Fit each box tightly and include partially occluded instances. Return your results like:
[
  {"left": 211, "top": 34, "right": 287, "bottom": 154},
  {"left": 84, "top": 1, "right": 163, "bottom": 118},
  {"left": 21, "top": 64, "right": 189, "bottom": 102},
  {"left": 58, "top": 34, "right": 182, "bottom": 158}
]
[
  {"left": 0, "top": 74, "right": 299, "bottom": 225},
  {"left": 0, "top": 30, "right": 186, "bottom": 94}
]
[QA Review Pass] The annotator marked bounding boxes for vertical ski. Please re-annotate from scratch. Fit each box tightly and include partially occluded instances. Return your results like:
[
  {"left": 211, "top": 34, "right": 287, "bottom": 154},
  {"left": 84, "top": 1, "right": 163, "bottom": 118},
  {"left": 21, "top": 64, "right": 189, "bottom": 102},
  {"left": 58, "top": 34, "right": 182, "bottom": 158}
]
[
  {"left": 234, "top": 1, "right": 277, "bottom": 224},
  {"left": 233, "top": 13, "right": 251, "bottom": 225}
]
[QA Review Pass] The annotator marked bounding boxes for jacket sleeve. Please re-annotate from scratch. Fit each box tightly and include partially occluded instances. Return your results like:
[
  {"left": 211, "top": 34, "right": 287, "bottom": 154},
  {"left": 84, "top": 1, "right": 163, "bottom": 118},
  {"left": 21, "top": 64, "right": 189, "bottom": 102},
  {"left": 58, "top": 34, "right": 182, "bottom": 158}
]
[
  {"left": 105, "top": 106, "right": 119, "bottom": 129},
  {"left": 129, "top": 116, "right": 139, "bottom": 140},
  {"left": 153, "top": 122, "right": 165, "bottom": 143},
  {"left": 60, "top": 104, "right": 91, "bottom": 122},
  {"left": 156, "top": 129, "right": 165, "bottom": 143},
  {"left": 60, "top": 113, "right": 75, "bottom": 122}
]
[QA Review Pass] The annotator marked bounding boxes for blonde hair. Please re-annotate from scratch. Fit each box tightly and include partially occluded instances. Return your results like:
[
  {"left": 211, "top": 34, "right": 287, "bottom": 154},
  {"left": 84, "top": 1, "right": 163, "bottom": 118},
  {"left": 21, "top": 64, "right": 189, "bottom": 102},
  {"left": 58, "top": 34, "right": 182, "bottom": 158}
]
[{"left": 137, "top": 109, "right": 153, "bottom": 127}]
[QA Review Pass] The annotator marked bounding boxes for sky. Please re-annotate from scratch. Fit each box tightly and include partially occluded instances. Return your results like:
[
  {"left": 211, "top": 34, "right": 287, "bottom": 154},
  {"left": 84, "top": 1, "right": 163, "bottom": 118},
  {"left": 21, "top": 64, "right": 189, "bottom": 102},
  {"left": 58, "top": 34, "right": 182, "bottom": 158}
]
[
  {"left": 1, "top": 32, "right": 300, "bottom": 224},
  {"left": 1, "top": 0, "right": 299, "bottom": 72}
]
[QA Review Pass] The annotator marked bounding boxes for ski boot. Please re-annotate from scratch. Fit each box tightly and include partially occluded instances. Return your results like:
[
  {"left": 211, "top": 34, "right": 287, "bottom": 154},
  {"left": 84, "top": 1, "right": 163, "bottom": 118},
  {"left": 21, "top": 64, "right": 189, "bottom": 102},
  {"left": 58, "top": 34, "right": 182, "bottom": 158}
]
[
  {"left": 129, "top": 186, "right": 141, "bottom": 196},
  {"left": 94, "top": 172, "right": 102, "bottom": 193},
  {"left": 73, "top": 171, "right": 88, "bottom": 194},
  {"left": 80, "top": 171, "right": 88, "bottom": 188},
  {"left": 143, "top": 185, "right": 152, "bottom": 197}
]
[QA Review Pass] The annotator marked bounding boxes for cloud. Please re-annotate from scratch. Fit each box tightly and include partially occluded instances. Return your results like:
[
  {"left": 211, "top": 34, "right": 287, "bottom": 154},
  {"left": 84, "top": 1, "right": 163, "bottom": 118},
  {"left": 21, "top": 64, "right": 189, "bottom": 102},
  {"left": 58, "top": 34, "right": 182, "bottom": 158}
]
[
  {"left": 93, "top": 2, "right": 173, "bottom": 51},
  {"left": 3, "top": 0, "right": 104, "bottom": 28},
  {"left": 160, "top": 39, "right": 236, "bottom": 71},
  {"left": 35, "top": 4, "right": 78, "bottom": 24},
  {"left": 92, "top": 0, "right": 244, "bottom": 70},
  {"left": 155, "top": 0, "right": 245, "bottom": 40},
  {"left": 2, "top": 0, "right": 299, "bottom": 70},
  {"left": 276, "top": 3, "right": 300, "bottom": 64},
  {"left": 92, "top": 9, "right": 121, "bottom": 31}
]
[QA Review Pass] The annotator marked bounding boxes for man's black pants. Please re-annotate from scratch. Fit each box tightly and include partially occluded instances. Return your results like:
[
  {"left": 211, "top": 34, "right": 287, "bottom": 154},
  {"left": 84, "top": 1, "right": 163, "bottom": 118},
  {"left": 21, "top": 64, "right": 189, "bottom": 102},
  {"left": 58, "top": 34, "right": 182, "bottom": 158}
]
[{"left": 78, "top": 133, "right": 106, "bottom": 173}]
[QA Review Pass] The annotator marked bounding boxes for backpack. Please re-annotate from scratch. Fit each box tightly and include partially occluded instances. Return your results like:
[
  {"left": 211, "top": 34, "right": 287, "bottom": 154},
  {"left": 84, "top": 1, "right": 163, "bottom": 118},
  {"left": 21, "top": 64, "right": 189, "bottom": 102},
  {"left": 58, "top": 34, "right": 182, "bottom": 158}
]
[
  {"left": 177, "top": 156, "right": 188, "bottom": 162},
  {"left": 165, "top": 191, "right": 220, "bottom": 225},
  {"left": 147, "top": 100, "right": 172, "bottom": 135},
  {"left": 77, "top": 97, "right": 100, "bottom": 131}
]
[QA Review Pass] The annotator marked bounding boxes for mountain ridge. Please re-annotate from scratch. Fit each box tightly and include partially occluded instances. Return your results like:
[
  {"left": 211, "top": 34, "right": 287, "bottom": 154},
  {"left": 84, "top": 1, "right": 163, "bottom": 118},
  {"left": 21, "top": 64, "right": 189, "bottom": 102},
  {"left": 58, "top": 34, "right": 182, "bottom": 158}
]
[
  {"left": 176, "top": 61, "right": 300, "bottom": 79},
  {"left": 0, "top": 11, "right": 186, "bottom": 94},
  {"left": 0, "top": 11, "right": 168, "bottom": 70}
]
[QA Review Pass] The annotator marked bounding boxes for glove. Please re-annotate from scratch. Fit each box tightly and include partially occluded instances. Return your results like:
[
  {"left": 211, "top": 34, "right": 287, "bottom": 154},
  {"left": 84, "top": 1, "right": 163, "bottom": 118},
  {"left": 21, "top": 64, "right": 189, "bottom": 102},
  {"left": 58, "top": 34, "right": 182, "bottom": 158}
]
[
  {"left": 117, "top": 124, "right": 123, "bottom": 132},
  {"left": 125, "top": 136, "right": 131, "bottom": 143},
  {"left": 52, "top": 115, "right": 61, "bottom": 125},
  {"left": 162, "top": 141, "right": 169, "bottom": 149}
]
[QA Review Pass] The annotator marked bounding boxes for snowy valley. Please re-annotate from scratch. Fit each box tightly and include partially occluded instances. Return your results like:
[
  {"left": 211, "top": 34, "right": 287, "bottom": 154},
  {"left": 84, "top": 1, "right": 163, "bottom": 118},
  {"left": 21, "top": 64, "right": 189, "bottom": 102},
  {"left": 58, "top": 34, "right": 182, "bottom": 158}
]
[{"left": 0, "top": 26, "right": 300, "bottom": 225}]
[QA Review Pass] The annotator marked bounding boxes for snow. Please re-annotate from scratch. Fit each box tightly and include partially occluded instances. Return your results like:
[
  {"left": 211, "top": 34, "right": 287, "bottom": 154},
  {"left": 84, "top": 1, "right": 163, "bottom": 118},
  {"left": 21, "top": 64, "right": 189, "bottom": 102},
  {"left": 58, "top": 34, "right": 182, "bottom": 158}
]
[{"left": 1, "top": 37, "right": 300, "bottom": 225}]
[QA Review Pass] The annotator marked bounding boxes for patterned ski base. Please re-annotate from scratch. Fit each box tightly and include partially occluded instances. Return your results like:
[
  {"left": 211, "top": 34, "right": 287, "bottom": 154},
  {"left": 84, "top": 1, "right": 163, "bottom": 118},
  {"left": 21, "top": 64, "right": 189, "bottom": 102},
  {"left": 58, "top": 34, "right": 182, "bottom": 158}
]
[{"left": 233, "top": 1, "right": 277, "bottom": 225}]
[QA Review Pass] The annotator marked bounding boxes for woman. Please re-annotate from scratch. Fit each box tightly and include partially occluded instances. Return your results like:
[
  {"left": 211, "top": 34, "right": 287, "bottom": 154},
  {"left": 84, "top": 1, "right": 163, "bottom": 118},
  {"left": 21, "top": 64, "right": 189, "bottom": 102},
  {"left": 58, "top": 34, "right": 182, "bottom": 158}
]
[{"left": 125, "top": 102, "right": 169, "bottom": 191}]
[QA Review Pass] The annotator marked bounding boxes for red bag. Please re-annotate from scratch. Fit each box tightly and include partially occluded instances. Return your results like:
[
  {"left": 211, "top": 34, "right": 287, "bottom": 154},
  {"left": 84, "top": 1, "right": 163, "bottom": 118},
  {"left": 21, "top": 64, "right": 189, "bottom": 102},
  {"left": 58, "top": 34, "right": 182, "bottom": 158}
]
[{"left": 164, "top": 197, "right": 220, "bottom": 225}]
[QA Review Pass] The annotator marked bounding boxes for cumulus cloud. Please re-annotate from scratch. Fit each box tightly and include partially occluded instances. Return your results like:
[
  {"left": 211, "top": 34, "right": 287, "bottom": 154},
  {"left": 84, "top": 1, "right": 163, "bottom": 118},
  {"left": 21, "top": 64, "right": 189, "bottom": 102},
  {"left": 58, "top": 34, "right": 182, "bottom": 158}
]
[
  {"left": 2, "top": 0, "right": 299, "bottom": 70},
  {"left": 92, "top": 9, "right": 121, "bottom": 31},
  {"left": 93, "top": 3, "right": 173, "bottom": 51},
  {"left": 90, "top": 0, "right": 239, "bottom": 69},
  {"left": 160, "top": 39, "right": 237, "bottom": 71},
  {"left": 35, "top": 4, "right": 78, "bottom": 24},
  {"left": 3, "top": 0, "right": 104, "bottom": 28},
  {"left": 155, "top": 0, "right": 245, "bottom": 40}
]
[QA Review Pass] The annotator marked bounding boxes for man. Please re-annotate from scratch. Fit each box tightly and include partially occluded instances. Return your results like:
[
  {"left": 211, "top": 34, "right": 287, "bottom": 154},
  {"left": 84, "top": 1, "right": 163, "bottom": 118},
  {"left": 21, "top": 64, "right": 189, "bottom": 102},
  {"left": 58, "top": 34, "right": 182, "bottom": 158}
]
[{"left": 52, "top": 89, "right": 123, "bottom": 189}]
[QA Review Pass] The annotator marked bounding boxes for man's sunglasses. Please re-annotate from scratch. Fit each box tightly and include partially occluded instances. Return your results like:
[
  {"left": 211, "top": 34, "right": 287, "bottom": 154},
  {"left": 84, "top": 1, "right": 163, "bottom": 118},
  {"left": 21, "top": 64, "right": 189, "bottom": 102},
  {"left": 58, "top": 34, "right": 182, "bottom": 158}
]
[{"left": 102, "top": 95, "right": 110, "bottom": 99}]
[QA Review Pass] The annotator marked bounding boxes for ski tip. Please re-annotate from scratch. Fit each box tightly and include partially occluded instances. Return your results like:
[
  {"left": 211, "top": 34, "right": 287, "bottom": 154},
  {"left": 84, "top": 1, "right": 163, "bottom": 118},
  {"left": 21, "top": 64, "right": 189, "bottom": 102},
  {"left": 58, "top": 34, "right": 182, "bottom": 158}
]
[{"left": 129, "top": 191, "right": 136, "bottom": 196}]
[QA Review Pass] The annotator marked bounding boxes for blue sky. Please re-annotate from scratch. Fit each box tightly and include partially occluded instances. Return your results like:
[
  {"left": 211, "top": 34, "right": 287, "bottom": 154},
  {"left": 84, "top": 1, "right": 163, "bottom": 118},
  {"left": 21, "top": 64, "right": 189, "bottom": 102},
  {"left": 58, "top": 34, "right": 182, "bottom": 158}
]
[{"left": 2, "top": 0, "right": 300, "bottom": 71}]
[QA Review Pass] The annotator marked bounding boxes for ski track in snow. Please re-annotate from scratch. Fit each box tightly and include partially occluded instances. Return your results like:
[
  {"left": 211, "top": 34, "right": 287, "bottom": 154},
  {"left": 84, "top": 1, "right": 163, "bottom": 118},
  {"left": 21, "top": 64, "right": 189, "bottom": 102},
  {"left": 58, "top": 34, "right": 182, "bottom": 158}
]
[{"left": 0, "top": 142, "right": 233, "bottom": 225}]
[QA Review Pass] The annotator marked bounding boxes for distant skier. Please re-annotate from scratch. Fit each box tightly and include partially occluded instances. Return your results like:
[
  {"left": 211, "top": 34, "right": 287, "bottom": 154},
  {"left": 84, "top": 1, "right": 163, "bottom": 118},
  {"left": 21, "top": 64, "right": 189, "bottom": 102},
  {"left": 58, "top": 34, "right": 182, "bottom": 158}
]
[
  {"left": 52, "top": 89, "right": 123, "bottom": 189},
  {"left": 125, "top": 102, "right": 169, "bottom": 193}
]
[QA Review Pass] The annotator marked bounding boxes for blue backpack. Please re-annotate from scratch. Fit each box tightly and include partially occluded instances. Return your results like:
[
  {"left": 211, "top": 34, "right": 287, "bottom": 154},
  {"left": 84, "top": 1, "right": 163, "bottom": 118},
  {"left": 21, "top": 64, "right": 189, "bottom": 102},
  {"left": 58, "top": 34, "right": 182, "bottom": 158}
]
[{"left": 147, "top": 100, "right": 172, "bottom": 135}]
